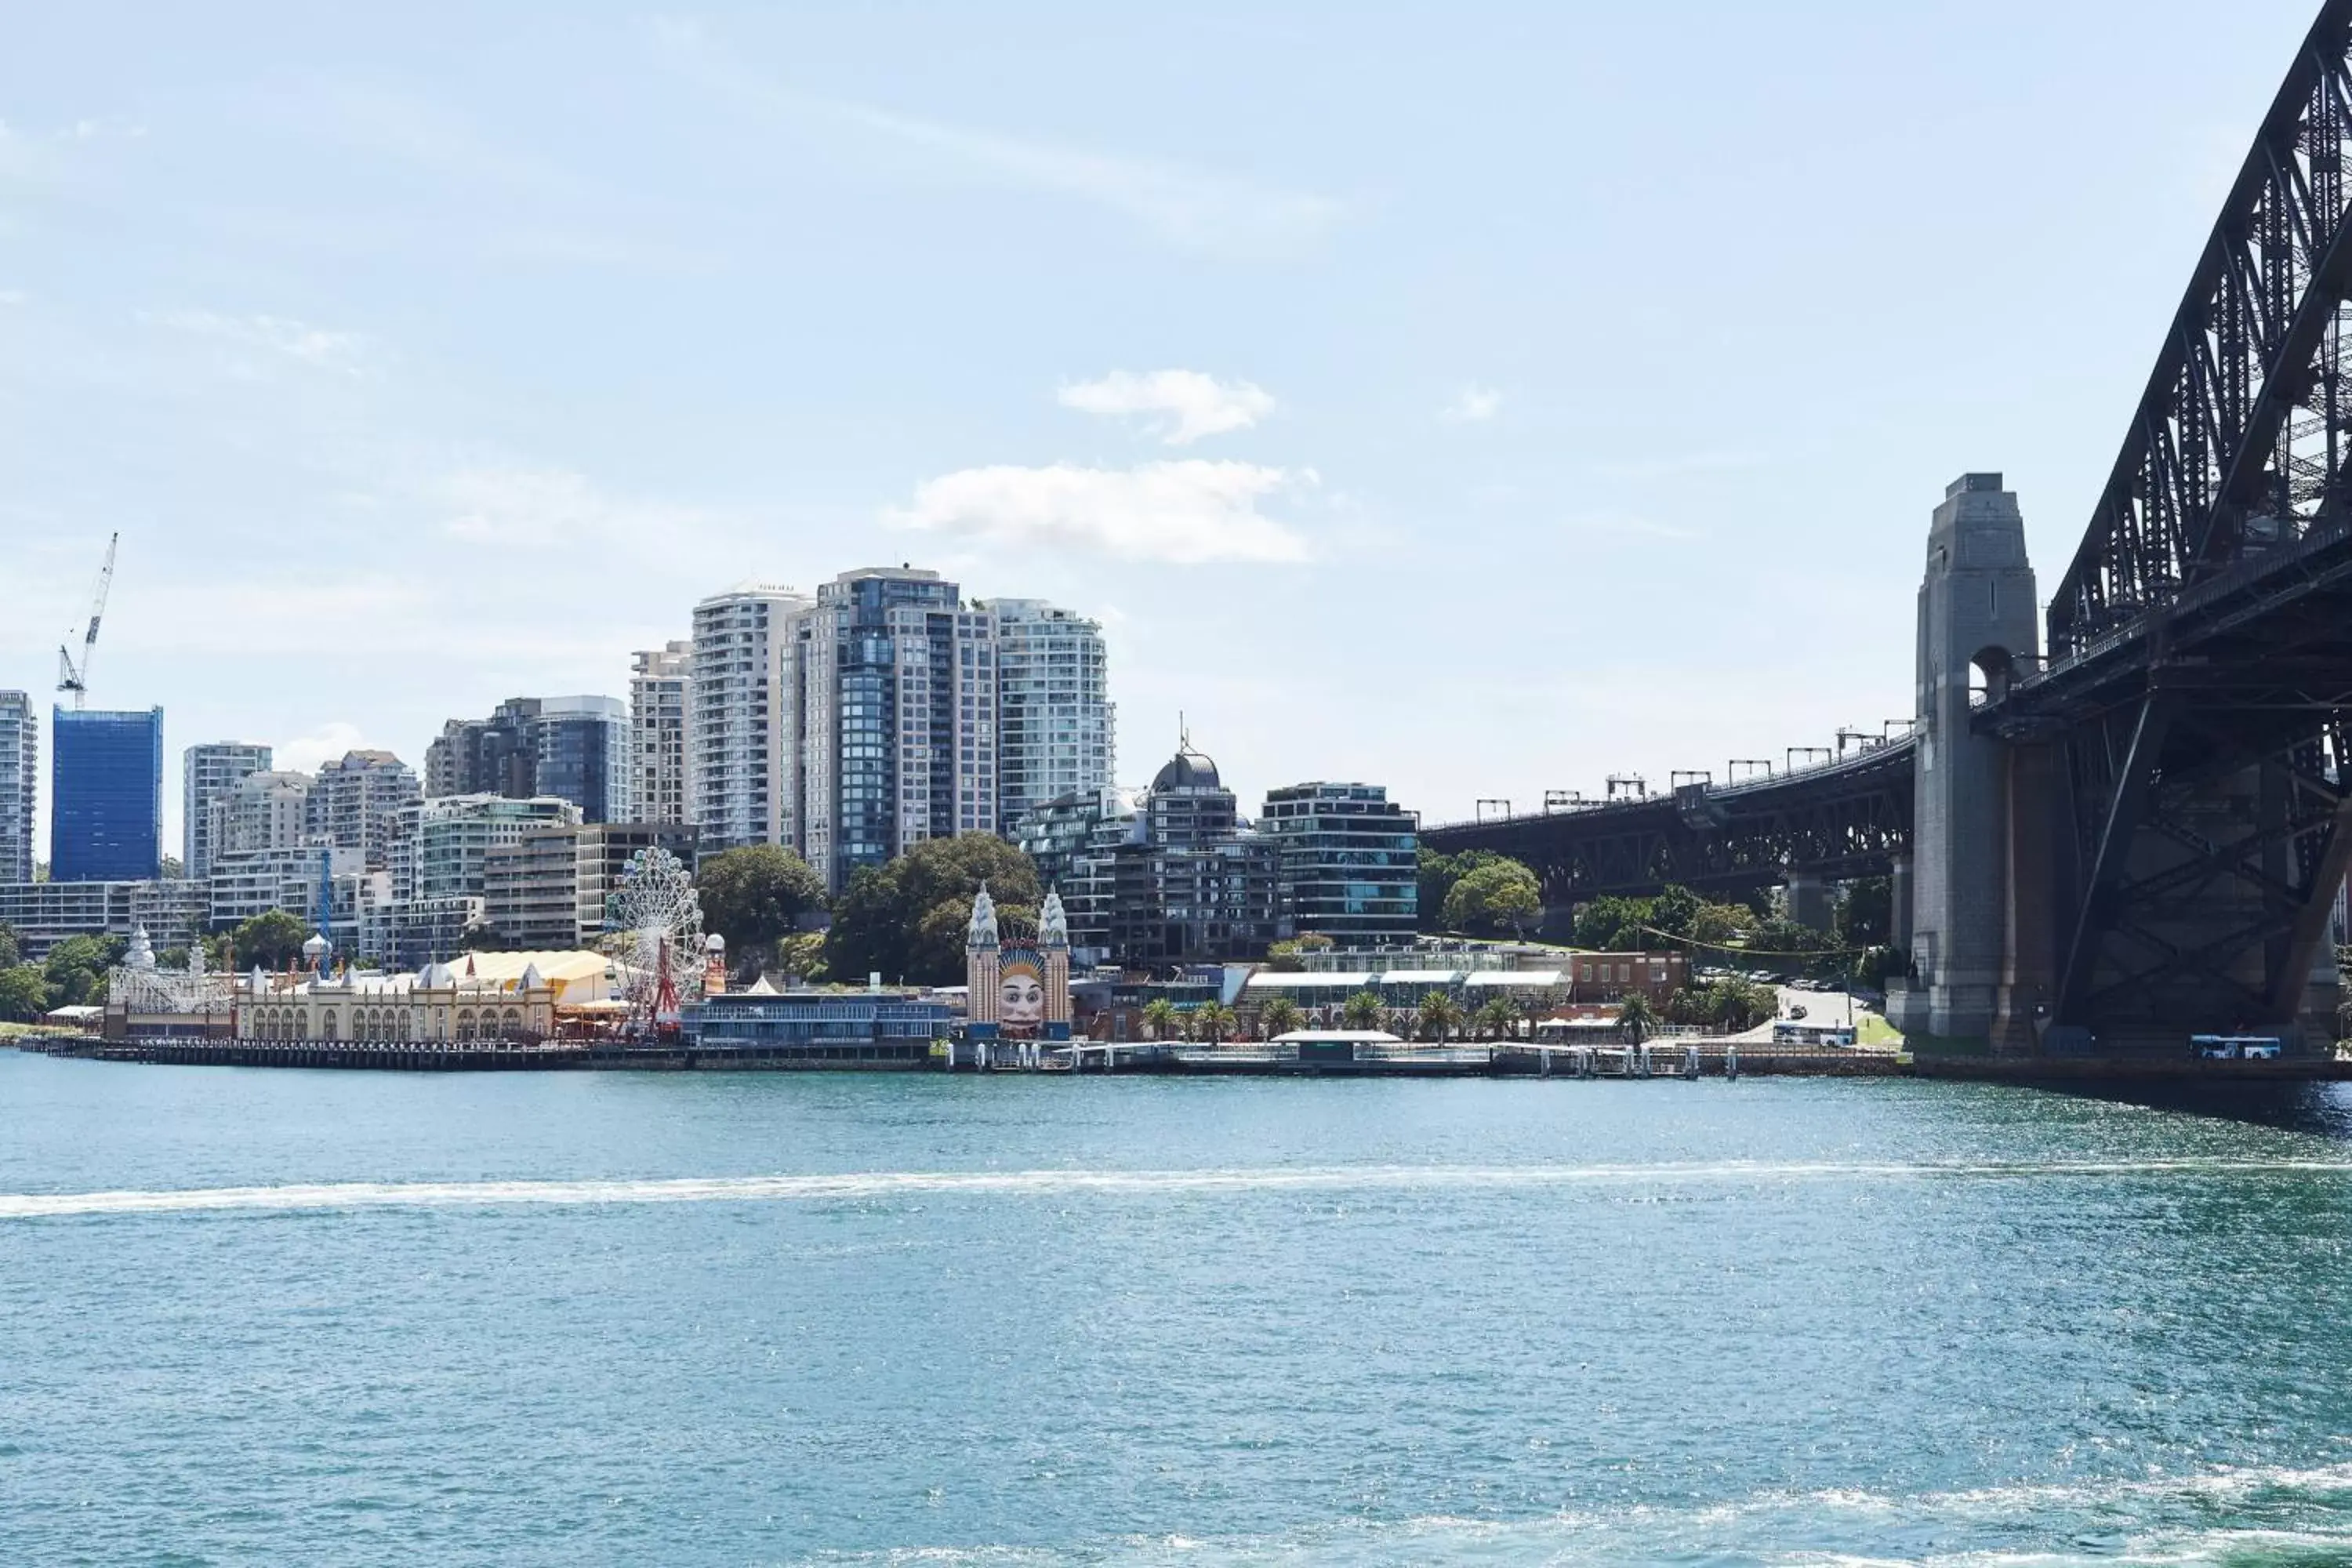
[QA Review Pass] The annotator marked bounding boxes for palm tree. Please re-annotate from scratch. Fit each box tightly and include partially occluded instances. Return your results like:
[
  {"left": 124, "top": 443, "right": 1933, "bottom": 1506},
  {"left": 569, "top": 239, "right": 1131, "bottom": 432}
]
[
  {"left": 1341, "top": 990, "right": 1386, "bottom": 1032},
  {"left": 1141, "top": 997, "right": 1179, "bottom": 1041},
  {"left": 1193, "top": 1002, "right": 1238, "bottom": 1044},
  {"left": 1417, "top": 989, "right": 1462, "bottom": 1042},
  {"left": 1617, "top": 992, "right": 1658, "bottom": 1044},
  {"left": 1260, "top": 996, "right": 1306, "bottom": 1040},
  {"left": 1475, "top": 996, "right": 1522, "bottom": 1040}
]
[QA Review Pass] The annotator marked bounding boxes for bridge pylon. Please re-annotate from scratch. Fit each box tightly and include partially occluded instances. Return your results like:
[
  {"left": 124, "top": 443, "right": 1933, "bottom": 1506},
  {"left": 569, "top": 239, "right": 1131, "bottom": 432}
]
[{"left": 1888, "top": 474, "right": 2040, "bottom": 1047}]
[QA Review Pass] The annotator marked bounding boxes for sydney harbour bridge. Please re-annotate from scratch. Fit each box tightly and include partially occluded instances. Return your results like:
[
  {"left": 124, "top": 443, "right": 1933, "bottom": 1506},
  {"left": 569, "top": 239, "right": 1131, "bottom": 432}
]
[{"left": 1425, "top": 0, "right": 2352, "bottom": 1056}]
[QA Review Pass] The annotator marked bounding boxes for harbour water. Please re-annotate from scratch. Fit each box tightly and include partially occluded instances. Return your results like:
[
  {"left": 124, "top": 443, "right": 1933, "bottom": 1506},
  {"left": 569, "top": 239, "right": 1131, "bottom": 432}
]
[{"left": 8, "top": 1051, "right": 2352, "bottom": 1565}]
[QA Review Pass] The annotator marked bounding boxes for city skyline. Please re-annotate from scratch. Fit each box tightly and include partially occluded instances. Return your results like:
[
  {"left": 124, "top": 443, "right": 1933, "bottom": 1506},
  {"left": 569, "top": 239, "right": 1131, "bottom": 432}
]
[{"left": 1, "top": 0, "right": 2327, "bottom": 855}]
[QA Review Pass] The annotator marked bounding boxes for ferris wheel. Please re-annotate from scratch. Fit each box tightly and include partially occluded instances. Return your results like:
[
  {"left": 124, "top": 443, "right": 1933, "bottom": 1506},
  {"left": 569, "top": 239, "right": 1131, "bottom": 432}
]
[{"left": 604, "top": 846, "right": 705, "bottom": 1027}]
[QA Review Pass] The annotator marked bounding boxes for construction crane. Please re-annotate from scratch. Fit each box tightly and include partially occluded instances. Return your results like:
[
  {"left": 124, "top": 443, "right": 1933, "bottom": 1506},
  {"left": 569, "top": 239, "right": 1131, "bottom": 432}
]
[{"left": 56, "top": 532, "right": 118, "bottom": 710}]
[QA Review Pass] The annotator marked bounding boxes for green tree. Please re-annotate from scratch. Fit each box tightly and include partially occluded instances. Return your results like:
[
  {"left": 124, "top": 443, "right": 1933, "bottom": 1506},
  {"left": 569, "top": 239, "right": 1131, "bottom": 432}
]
[
  {"left": 1415, "top": 989, "right": 1462, "bottom": 1041},
  {"left": 695, "top": 845, "right": 829, "bottom": 972},
  {"left": 1259, "top": 996, "right": 1306, "bottom": 1039},
  {"left": 1474, "top": 996, "right": 1523, "bottom": 1040},
  {"left": 232, "top": 909, "right": 309, "bottom": 970},
  {"left": 826, "top": 835, "right": 1042, "bottom": 985},
  {"left": 1192, "top": 1002, "right": 1238, "bottom": 1044},
  {"left": 41, "top": 934, "right": 124, "bottom": 1010},
  {"left": 0, "top": 923, "right": 20, "bottom": 971},
  {"left": 0, "top": 964, "right": 47, "bottom": 1021},
  {"left": 1418, "top": 848, "right": 1502, "bottom": 931},
  {"left": 1442, "top": 858, "right": 1543, "bottom": 938},
  {"left": 1264, "top": 933, "right": 1335, "bottom": 971},
  {"left": 1572, "top": 895, "right": 1654, "bottom": 952},
  {"left": 775, "top": 931, "right": 828, "bottom": 983},
  {"left": 1690, "top": 900, "right": 1757, "bottom": 950},
  {"left": 1648, "top": 884, "right": 1703, "bottom": 946},
  {"left": 1617, "top": 992, "right": 1658, "bottom": 1043},
  {"left": 1835, "top": 877, "right": 1893, "bottom": 948},
  {"left": 1341, "top": 990, "right": 1387, "bottom": 1032},
  {"left": 1141, "top": 997, "right": 1181, "bottom": 1041}
]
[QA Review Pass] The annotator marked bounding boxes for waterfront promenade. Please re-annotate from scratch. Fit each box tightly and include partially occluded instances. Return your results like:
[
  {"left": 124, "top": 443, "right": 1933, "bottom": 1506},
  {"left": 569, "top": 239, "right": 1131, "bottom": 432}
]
[{"left": 16, "top": 1032, "right": 2352, "bottom": 1084}]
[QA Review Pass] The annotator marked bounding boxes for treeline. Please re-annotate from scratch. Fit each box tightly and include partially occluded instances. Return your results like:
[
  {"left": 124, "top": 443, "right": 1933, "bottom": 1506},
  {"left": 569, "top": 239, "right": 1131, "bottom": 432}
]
[{"left": 691, "top": 834, "right": 1040, "bottom": 988}]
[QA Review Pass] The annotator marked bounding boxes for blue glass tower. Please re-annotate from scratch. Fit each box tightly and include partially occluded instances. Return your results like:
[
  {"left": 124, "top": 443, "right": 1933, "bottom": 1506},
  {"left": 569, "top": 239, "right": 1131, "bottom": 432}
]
[{"left": 52, "top": 706, "right": 163, "bottom": 882}]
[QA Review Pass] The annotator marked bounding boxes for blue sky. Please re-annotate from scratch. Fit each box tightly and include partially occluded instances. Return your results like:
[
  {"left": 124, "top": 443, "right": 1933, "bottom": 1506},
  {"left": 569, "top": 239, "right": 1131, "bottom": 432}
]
[{"left": 0, "top": 0, "right": 2325, "bottom": 853}]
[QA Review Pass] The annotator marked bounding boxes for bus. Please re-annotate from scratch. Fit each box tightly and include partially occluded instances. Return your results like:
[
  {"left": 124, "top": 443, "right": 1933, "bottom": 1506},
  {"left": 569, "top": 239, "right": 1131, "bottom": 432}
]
[{"left": 2190, "top": 1035, "right": 2283, "bottom": 1061}]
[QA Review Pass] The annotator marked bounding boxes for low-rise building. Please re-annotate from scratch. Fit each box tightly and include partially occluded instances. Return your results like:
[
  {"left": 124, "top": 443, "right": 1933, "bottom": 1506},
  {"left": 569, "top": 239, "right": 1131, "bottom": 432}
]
[
  {"left": 0, "top": 879, "right": 209, "bottom": 960},
  {"left": 687, "top": 987, "right": 953, "bottom": 1065},
  {"left": 484, "top": 822, "right": 702, "bottom": 949}
]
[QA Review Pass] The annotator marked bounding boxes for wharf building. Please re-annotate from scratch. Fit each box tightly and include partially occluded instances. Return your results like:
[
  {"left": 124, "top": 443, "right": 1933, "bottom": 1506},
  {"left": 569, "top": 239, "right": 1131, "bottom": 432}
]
[
  {"left": 629, "top": 642, "right": 693, "bottom": 829},
  {"left": 690, "top": 582, "right": 808, "bottom": 851},
  {"left": 426, "top": 695, "right": 630, "bottom": 824},
  {"left": 51, "top": 706, "right": 163, "bottom": 883},
  {"left": 182, "top": 742, "right": 271, "bottom": 880},
  {"left": 0, "top": 691, "right": 36, "bottom": 884}
]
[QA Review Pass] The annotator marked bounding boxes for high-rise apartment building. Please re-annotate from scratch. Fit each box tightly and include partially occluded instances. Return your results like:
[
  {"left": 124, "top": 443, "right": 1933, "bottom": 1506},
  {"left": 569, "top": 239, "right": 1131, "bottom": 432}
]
[
  {"left": 483, "top": 822, "right": 699, "bottom": 949},
  {"left": 630, "top": 642, "right": 692, "bottom": 826},
  {"left": 532, "top": 695, "right": 630, "bottom": 825},
  {"left": 183, "top": 742, "right": 272, "bottom": 880},
  {"left": 0, "top": 692, "right": 36, "bottom": 884},
  {"left": 796, "top": 568, "right": 996, "bottom": 889},
  {"left": 51, "top": 706, "right": 163, "bottom": 883},
  {"left": 1259, "top": 782, "right": 1419, "bottom": 948},
  {"left": 208, "top": 770, "right": 314, "bottom": 858},
  {"left": 1107, "top": 742, "right": 1282, "bottom": 966},
  {"left": 991, "top": 599, "right": 1113, "bottom": 837},
  {"left": 690, "top": 583, "right": 808, "bottom": 851},
  {"left": 307, "top": 750, "right": 421, "bottom": 871},
  {"left": 425, "top": 697, "right": 628, "bottom": 823},
  {"left": 425, "top": 698, "right": 541, "bottom": 800}
]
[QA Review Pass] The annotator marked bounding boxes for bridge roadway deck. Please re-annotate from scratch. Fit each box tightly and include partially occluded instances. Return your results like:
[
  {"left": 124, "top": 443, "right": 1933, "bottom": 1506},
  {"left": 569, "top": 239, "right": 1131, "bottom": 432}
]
[{"left": 1421, "top": 739, "right": 1917, "bottom": 902}]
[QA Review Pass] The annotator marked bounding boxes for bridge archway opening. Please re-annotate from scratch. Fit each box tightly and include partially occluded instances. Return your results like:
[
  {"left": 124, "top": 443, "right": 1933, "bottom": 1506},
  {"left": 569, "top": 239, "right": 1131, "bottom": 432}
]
[{"left": 1969, "top": 646, "right": 2015, "bottom": 706}]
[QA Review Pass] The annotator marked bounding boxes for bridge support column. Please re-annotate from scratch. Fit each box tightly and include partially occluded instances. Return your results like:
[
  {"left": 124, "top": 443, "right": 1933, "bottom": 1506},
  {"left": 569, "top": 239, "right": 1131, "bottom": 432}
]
[
  {"left": 1784, "top": 873, "right": 1831, "bottom": 933},
  {"left": 1990, "top": 741, "right": 2058, "bottom": 1054},
  {"left": 1890, "top": 853, "right": 1914, "bottom": 953},
  {"left": 1902, "top": 474, "right": 2039, "bottom": 1046}
]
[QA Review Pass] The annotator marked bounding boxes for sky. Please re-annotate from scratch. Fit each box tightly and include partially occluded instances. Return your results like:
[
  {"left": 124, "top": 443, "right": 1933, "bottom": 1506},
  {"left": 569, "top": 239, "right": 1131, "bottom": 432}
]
[{"left": 0, "top": 0, "right": 2328, "bottom": 857}]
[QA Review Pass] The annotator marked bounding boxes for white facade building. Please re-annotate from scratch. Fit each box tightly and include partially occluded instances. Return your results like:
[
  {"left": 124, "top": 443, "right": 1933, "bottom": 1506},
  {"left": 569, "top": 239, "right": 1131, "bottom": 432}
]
[
  {"left": 182, "top": 742, "right": 271, "bottom": 880},
  {"left": 990, "top": 599, "right": 1113, "bottom": 836},
  {"left": 630, "top": 641, "right": 693, "bottom": 826},
  {"left": 0, "top": 691, "right": 34, "bottom": 885},
  {"left": 690, "top": 583, "right": 808, "bottom": 851},
  {"left": 307, "top": 750, "right": 420, "bottom": 871},
  {"left": 209, "top": 770, "right": 314, "bottom": 859}
]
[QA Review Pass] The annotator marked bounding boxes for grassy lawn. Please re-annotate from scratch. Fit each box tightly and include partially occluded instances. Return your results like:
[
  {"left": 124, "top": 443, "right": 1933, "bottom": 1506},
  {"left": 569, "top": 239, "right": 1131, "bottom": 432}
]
[{"left": 1856, "top": 1013, "right": 1904, "bottom": 1048}]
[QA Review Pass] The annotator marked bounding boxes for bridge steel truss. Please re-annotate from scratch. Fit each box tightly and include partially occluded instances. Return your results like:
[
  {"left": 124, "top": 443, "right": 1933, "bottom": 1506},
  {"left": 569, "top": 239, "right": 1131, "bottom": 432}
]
[
  {"left": 2007, "top": 0, "right": 2352, "bottom": 1046},
  {"left": 1420, "top": 743, "right": 1914, "bottom": 913}
]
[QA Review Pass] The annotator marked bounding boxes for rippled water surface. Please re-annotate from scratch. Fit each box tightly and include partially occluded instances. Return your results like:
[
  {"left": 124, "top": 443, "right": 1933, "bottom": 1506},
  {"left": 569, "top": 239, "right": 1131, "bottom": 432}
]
[{"left": 8, "top": 1051, "right": 2352, "bottom": 1565}]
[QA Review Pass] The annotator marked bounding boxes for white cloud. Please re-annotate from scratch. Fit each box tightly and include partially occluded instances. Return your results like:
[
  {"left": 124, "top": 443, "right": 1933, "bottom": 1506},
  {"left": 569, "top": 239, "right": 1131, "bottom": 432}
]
[
  {"left": 1059, "top": 369, "right": 1276, "bottom": 445},
  {"left": 651, "top": 20, "right": 1345, "bottom": 260},
  {"left": 883, "top": 459, "right": 1311, "bottom": 564},
  {"left": 147, "top": 309, "right": 372, "bottom": 375},
  {"left": 274, "top": 721, "right": 372, "bottom": 774},
  {"left": 1441, "top": 385, "right": 1503, "bottom": 423}
]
